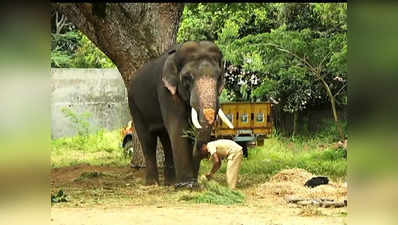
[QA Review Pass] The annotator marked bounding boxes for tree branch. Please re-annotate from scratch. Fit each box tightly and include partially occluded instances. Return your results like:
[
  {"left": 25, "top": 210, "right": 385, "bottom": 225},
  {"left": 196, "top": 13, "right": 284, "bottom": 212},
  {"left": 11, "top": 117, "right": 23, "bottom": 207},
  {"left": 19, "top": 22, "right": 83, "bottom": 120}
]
[
  {"left": 52, "top": 3, "right": 184, "bottom": 87},
  {"left": 333, "top": 83, "right": 347, "bottom": 98},
  {"left": 268, "top": 43, "right": 317, "bottom": 73},
  {"left": 318, "top": 52, "right": 332, "bottom": 70},
  {"left": 268, "top": 42, "right": 345, "bottom": 139}
]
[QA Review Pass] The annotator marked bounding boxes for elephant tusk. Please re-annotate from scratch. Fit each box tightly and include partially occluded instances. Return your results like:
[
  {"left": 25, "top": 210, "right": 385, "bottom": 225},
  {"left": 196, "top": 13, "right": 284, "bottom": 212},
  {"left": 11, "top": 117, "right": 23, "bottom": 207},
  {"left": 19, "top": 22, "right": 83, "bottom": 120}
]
[
  {"left": 218, "top": 109, "right": 234, "bottom": 129},
  {"left": 191, "top": 108, "right": 202, "bottom": 129}
]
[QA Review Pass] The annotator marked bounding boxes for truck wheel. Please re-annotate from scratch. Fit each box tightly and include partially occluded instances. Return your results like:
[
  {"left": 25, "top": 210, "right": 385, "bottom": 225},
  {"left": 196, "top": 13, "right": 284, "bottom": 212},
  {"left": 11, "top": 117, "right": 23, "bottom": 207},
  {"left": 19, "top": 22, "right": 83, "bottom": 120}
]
[
  {"left": 123, "top": 140, "right": 133, "bottom": 157},
  {"left": 257, "top": 137, "right": 265, "bottom": 146},
  {"left": 241, "top": 142, "right": 248, "bottom": 158}
]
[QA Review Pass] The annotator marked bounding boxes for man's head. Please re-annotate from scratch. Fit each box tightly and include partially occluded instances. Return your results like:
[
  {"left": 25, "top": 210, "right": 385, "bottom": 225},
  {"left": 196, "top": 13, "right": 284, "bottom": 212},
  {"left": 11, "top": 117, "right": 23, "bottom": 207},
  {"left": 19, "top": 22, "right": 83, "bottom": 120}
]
[{"left": 197, "top": 141, "right": 209, "bottom": 159}]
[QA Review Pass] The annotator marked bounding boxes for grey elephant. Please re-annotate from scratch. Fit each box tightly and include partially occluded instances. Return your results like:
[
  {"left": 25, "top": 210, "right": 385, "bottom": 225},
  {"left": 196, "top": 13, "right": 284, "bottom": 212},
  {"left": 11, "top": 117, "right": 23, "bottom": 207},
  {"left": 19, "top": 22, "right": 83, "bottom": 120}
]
[{"left": 128, "top": 41, "right": 233, "bottom": 188}]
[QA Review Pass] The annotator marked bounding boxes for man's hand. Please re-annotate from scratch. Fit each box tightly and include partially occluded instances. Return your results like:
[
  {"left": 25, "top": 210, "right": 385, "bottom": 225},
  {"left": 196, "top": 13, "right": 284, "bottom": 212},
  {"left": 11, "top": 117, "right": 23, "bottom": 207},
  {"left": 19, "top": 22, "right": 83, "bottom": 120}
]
[
  {"left": 208, "top": 153, "right": 221, "bottom": 179},
  {"left": 205, "top": 172, "right": 213, "bottom": 180}
]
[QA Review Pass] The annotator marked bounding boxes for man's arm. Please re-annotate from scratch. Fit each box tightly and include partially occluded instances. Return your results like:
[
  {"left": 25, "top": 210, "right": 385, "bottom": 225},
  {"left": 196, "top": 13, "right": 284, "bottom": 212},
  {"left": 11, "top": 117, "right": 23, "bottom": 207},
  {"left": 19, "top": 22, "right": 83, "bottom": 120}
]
[{"left": 206, "top": 153, "right": 221, "bottom": 179}]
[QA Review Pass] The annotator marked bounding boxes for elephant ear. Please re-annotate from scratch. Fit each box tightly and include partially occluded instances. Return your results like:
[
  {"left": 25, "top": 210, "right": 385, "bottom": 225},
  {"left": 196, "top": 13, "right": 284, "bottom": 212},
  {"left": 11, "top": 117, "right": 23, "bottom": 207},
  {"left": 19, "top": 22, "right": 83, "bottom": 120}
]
[{"left": 162, "top": 53, "right": 179, "bottom": 95}]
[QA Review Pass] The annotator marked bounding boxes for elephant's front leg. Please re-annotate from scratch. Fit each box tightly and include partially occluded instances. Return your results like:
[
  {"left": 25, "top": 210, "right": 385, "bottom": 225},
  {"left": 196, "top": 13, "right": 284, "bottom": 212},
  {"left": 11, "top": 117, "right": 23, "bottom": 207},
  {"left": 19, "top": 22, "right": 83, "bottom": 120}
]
[
  {"left": 159, "top": 132, "right": 176, "bottom": 185},
  {"left": 167, "top": 121, "right": 198, "bottom": 189}
]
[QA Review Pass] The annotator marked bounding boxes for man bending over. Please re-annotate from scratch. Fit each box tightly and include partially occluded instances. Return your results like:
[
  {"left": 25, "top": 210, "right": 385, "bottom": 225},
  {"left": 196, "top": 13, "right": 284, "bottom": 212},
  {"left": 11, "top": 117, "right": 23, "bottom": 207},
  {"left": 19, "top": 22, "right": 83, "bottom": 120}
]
[{"left": 199, "top": 139, "right": 243, "bottom": 189}]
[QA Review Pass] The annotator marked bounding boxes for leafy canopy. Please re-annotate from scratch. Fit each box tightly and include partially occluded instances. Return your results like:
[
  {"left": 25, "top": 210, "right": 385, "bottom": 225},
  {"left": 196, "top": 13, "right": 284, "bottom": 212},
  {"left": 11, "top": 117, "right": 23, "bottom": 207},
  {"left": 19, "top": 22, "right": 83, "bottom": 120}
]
[{"left": 177, "top": 3, "right": 347, "bottom": 114}]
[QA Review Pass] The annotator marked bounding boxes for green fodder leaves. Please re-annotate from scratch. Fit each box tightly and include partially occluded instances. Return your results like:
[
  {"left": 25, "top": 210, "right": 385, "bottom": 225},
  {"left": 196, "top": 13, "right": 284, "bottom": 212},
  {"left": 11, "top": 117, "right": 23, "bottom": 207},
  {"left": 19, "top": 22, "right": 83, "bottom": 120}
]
[
  {"left": 181, "top": 180, "right": 245, "bottom": 205},
  {"left": 181, "top": 122, "right": 199, "bottom": 141}
]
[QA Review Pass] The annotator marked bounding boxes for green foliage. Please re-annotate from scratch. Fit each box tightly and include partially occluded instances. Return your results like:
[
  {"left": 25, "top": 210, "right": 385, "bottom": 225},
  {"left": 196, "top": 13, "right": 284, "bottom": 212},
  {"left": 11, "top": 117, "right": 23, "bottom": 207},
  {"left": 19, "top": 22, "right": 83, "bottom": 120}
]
[
  {"left": 312, "top": 3, "right": 347, "bottom": 32},
  {"left": 315, "top": 119, "right": 348, "bottom": 141},
  {"left": 278, "top": 3, "right": 321, "bottom": 31},
  {"left": 51, "top": 49, "right": 72, "bottom": 68},
  {"left": 54, "top": 107, "right": 117, "bottom": 154},
  {"left": 51, "top": 30, "right": 115, "bottom": 68},
  {"left": 72, "top": 34, "right": 115, "bottom": 68},
  {"left": 61, "top": 107, "right": 91, "bottom": 142},
  {"left": 51, "top": 31, "right": 80, "bottom": 68},
  {"left": 218, "top": 89, "right": 236, "bottom": 103},
  {"left": 251, "top": 77, "right": 275, "bottom": 101},
  {"left": 219, "top": 27, "right": 346, "bottom": 113},
  {"left": 51, "top": 129, "right": 126, "bottom": 168},
  {"left": 180, "top": 180, "right": 245, "bottom": 205},
  {"left": 178, "top": 3, "right": 279, "bottom": 43},
  {"left": 178, "top": 3, "right": 347, "bottom": 116}
]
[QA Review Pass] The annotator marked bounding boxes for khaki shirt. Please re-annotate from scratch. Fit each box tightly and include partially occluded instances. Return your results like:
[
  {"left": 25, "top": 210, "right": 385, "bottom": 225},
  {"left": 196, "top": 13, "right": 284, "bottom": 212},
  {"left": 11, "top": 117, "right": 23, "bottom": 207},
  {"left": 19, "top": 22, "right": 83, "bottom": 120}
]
[{"left": 207, "top": 139, "right": 242, "bottom": 159}]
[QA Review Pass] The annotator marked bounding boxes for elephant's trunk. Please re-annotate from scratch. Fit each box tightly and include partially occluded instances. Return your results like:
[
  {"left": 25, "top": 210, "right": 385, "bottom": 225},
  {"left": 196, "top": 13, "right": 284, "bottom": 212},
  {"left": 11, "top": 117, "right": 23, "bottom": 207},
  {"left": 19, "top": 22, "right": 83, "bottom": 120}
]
[{"left": 191, "top": 77, "right": 218, "bottom": 128}]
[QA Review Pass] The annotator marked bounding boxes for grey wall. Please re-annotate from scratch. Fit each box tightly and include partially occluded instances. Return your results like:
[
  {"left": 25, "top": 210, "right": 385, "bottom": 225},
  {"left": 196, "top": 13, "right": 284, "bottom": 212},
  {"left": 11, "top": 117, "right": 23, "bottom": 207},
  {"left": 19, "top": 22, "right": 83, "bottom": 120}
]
[{"left": 51, "top": 68, "right": 131, "bottom": 139}]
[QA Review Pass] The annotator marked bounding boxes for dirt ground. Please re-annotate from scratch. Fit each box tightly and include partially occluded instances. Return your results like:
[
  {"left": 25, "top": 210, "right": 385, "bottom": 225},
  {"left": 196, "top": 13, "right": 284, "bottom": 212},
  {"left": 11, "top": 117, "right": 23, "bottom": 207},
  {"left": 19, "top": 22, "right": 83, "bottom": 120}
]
[{"left": 51, "top": 165, "right": 347, "bottom": 225}]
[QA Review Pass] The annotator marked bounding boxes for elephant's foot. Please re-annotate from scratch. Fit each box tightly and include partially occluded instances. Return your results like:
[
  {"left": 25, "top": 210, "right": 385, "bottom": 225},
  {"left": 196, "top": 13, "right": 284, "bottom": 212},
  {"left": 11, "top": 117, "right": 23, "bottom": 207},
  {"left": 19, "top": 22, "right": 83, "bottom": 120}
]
[
  {"left": 164, "top": 172, "right": 176, "bottom": 186},
  {"left": 164, "top": 178, "right": 176, "bottom": 186},
  {"left": 144, "top": 174, "right": 159, "bottom": 185},
  {"left": 174, "top": 179, "right": 199, "bottom": 190},
  {"left": 144, "top": 165, "right": 159, "bottom": 185},
  {"left": 164, "top": 166, "right": 176, "bottom": 186},
  {"left": 145, "top": 179, "right": 159, "bottom": 186}
]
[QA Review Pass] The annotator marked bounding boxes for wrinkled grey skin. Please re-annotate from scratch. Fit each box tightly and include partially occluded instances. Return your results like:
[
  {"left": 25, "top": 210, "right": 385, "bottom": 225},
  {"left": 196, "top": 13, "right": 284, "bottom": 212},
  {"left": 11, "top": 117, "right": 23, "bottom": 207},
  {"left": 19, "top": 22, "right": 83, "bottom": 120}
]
[{"left": 128, "top": 41, "right": 224, "bottom": 188}]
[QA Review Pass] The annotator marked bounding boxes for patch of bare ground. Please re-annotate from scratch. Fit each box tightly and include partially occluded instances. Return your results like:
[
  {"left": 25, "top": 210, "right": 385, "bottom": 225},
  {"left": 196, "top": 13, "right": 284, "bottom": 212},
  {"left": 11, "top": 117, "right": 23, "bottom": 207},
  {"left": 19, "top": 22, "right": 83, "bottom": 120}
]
[{"left": 51, "top": 165, "right": 347, "bottom": 225}]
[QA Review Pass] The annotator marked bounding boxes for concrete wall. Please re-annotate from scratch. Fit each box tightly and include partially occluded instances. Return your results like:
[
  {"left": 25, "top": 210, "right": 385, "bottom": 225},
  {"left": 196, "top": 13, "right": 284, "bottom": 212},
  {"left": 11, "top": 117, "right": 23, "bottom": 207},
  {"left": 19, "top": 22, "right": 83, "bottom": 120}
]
[{"left": 51, "top": 68, "right": 131, "bottom": 139}]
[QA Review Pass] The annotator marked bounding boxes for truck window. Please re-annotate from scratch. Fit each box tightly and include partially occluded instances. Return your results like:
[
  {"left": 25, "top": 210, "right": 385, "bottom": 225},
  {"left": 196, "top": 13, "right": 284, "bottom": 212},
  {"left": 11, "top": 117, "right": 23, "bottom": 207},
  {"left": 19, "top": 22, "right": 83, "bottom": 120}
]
[
  {"left": 226, "top": 114, "right": 233, "bottom": 123},
  {"left": 257, "top": 113, "right": 264, "bottom": 122},
  {"left": 241, "top": 113, "right": 248, "bottom": 123}
]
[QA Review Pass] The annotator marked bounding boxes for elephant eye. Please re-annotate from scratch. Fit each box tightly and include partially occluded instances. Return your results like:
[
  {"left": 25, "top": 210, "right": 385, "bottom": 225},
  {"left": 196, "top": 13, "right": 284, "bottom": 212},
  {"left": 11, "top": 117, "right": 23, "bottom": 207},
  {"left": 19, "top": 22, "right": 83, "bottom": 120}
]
[
  {"left": 182, "top": 73, "right": 193, "bottom": 82},
  {"left": 182, "top": 74, "right": 193, "bottom": 88}
]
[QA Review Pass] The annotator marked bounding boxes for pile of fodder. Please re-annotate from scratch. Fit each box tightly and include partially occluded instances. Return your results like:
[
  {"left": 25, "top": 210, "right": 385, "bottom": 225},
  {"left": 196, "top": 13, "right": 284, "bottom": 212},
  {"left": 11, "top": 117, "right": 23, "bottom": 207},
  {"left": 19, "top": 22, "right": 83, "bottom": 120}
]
[
  {"left": 258, "top": 168, "right": 347, "bottom": 208},
  {"left": 179, "top": 180, "right": 245, "bottom": 205}
]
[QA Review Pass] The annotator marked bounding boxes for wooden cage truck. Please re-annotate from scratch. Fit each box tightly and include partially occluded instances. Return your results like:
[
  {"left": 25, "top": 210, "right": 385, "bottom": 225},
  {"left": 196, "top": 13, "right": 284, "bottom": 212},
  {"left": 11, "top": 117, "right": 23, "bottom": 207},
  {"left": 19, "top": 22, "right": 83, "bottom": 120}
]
[{"left": 212, "top": 102, "right": 273, "bottom": 157}]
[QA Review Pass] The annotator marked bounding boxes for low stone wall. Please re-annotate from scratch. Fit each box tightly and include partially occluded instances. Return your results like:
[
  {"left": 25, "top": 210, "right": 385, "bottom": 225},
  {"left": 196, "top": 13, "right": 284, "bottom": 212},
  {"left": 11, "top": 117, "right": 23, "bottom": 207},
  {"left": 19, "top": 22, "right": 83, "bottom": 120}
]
[
  {"left": 51, "top": 68, "right": 131, "bottom": 139},
  {"left": 51, "top": 68, "right": 164, "bottom": 168}
]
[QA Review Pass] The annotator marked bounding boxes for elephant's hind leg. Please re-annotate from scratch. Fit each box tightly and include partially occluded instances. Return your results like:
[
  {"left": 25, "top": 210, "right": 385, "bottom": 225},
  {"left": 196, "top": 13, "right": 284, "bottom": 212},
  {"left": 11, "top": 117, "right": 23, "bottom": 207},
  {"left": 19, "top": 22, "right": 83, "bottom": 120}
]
[
  {"left": 159, "top": 133, "right": 176, "bottom": 185},
  {"left": 140, "top": 135, "right": 159, "bottom": 185},
  {"left": 131, "top": 112, "right": 159, "bottom": 185}
]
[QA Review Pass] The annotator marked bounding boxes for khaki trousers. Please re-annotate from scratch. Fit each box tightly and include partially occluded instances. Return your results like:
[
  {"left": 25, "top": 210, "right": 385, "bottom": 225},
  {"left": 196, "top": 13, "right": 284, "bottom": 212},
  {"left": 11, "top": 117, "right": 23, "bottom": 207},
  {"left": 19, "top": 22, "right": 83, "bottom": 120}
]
[{"left": 226, "top": 148, "right": 243, "bottom": 189}]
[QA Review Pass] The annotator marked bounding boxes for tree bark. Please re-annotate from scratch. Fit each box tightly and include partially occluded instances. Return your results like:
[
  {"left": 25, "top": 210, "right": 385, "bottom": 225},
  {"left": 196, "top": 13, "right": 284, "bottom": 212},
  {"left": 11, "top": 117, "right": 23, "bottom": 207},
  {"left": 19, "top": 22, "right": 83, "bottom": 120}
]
[{"left": 52, "top": 3, "right": 184, "bottom": 87}]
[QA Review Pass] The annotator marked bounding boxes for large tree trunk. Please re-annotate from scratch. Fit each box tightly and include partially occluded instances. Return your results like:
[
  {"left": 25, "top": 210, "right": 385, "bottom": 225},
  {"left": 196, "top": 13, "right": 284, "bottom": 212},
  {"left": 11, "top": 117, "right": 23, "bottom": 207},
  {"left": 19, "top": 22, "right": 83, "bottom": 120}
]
[{"left": 52, "top": 3, "right": 184, "bottom": 87}]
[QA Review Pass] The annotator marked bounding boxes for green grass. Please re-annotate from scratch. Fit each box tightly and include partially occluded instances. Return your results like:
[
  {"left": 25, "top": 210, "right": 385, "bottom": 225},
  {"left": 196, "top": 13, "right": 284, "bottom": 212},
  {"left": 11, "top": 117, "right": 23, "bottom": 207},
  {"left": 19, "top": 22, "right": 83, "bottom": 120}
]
[
  {"left": 51, "top": 129, "right": 347, "bottom": 179},
  {"left": 199, "top": 135, "right": 347, "bottom": 184},
  {"left": 51, "top": 129, "right": 130, "bottom": 168}
]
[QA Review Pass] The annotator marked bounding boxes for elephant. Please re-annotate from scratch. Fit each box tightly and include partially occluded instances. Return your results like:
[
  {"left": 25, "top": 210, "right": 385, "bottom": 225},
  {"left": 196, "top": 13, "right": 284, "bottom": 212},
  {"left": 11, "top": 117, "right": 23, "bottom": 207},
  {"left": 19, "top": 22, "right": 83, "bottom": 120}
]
[{"left": 128, "top": 41, "right": 234, "bottom": 188}]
